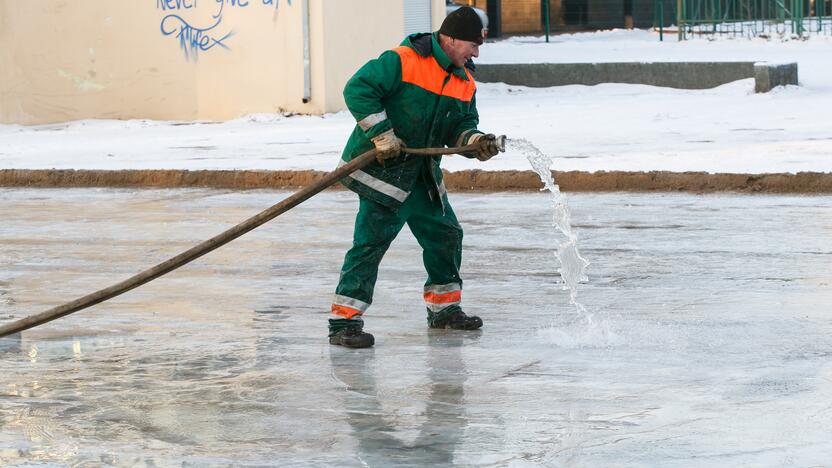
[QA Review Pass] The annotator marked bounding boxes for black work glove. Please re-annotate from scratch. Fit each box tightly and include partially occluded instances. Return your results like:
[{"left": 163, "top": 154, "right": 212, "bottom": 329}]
[{"left": 469, "top": 133, "right": 501, "bottom": 161}]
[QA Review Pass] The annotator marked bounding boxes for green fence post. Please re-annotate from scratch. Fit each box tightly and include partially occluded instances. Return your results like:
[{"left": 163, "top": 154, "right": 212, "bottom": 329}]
[
  {"left": 658, "top": 0, "right": 665, "bottom": 41},
  {"left": 543, "top": 0, "right": 550, "bottom": 42},
  {"left": 678, "top": 0, "right": 684, "bottom": 40},
  {"left": 798, "top": 0, "right": 805, "bottom": 35},
  {"left": 713, "top": 0, "right": 720, "bottom": 34}
]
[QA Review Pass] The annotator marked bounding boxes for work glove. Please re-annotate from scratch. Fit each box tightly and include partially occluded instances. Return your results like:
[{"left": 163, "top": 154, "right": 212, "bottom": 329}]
[
  {"left": 370, "top": 128, "right": 403, "bottom": 163},
  {"left": 468, "top": 133, "right": 502, "bottom": 161}
]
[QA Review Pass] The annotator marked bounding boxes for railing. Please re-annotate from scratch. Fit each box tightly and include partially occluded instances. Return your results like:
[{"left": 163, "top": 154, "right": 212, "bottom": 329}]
[{"left": 666, "top": 0, "right": 832, "bottom": 39}]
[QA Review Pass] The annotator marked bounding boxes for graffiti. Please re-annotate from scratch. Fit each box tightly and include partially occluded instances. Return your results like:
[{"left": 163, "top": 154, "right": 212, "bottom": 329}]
[
  {"left": 213, "top": 0, "right": 249, "bottom": 19},
  {"left": 156, "top": 0, "right": 289, "bottom": 60},
  {"left": 160, "top": 14, "right": 234, "bottom": 60},
  {"left": 157, "top": 0, "right": 198, "bottom": 10}
]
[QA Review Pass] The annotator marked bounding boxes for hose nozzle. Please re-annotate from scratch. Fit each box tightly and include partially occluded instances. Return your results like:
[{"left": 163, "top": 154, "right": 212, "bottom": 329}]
[{"left": 495, "top": 135, "right": 507, "bottom": 153}]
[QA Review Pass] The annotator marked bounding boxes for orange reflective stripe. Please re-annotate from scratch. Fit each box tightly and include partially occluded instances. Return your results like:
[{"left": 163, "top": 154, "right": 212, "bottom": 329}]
[
  {"left": 394, "top": 46, "right": 476, "bottom": 102},
  {"left": 442, "top": 67, "right": 476, "bottom": 102},
  {"left": 423, "top": 290, "right": 462, "bottom": 305},
  {"left": 394, "top": 46, "right": 445, "bottom": 96},
  {"left": 331, "top": 304, "right": 362, "bottom": 319}
]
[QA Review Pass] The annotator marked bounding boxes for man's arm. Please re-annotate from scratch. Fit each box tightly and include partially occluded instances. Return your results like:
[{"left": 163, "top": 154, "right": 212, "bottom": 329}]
[
  {"left": 449, "top": 91, "right": 483, "bottom": 150},
  {"left": 449, "top": 92, "right": 501, "bottom": 161},
  {"left": 343, "top": 51, "right": 402, "bottom": 140}
]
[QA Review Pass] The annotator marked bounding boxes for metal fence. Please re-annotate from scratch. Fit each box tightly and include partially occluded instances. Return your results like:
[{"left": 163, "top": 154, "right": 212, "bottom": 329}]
[{"left": 670, "top": 0, "right": 832, "bottom": 39}]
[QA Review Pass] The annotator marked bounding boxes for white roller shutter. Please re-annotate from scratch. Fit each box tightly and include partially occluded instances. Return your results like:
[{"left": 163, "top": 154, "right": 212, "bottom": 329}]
[{"left": 404, "top": 0, "right": 433, "bottom": 36}]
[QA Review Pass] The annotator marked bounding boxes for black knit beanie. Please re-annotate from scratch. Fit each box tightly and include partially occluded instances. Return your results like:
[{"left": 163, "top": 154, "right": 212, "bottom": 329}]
[{"left": 438, "top": 7, "right": 485, "bottom": 45}]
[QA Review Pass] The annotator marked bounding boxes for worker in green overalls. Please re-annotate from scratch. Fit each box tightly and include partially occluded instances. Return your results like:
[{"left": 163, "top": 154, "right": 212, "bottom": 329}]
[{"left": 330, "top": 7, "right": 503, "bottom": 348}]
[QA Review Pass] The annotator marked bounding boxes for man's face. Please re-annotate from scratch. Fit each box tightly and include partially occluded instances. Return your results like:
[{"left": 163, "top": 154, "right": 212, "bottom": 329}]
[{"left": 445, "top": 38, "right": 480, "bottom": 68}]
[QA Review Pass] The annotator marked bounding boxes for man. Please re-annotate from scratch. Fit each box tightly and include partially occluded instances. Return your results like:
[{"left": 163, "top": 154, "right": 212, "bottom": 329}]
[{"left": 329, "top": 7, "right": 503, "bottom": 348}]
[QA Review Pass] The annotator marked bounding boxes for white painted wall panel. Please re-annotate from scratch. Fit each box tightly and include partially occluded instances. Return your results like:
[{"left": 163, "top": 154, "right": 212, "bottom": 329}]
[{"left": 403, "top": 0, "right": 432, "bottom": 35}]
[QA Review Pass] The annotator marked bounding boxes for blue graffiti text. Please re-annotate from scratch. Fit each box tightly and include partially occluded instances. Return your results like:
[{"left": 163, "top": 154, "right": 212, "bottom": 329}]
[
  {"left": 160, "top": 14, "right": 234, "bottom": 60},
  {"left": 213, "top": 0, "right": 249, "bottom": 18},
  {"left": 157, "top": 0, "right": 198, "bottom": 10}
]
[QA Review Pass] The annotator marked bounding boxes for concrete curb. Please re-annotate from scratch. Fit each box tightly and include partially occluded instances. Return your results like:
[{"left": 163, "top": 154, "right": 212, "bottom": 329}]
[
  {"left": 2, "top": 169, "right": 831, "bottom": 193},
  {"left": 754, "top": 62, "right": 799, "bottom": 93},
  {"left": 475, "top": 62, "right": 798, "bottom": 91}
]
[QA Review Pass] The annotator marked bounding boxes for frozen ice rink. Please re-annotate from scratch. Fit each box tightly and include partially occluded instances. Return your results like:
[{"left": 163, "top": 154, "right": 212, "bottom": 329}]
[{"left": 1, "top": 188, "right": 831, "bottom": 466}]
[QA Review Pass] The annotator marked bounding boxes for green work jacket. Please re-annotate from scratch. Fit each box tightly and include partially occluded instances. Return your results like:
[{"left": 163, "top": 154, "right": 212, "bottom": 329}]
[{"left": 338, "top": 32, "right": 483, "bottom": 209}]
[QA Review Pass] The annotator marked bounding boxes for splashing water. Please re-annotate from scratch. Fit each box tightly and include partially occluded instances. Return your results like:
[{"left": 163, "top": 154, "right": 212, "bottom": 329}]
[
  {"left": 509, "top": 138, "right": 589, "bottom": 309},
  {"left": 507, "top": 138, "right": 618, "bottom": 346}
]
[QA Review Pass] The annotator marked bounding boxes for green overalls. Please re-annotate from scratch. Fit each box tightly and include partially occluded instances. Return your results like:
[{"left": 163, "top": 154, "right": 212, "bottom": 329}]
[{"left": 330, "top": 32, "right": 484, "bottom": 335}]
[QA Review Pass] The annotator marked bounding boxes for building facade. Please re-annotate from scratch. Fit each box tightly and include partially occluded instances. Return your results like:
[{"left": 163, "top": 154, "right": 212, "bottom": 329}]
[{"left": 0, "top": 0, "right": 445, "bottom": 125}]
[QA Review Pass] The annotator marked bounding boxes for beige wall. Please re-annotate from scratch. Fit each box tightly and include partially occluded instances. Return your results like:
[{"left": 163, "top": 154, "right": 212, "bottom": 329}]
[
  {"left": 319, "top": 0, "right": 445, "bottom": 112},
  {"left": 319, "top": 0, "right": 403, "bottom": 114},
  {"left": 0, "top": 0, "right": 445, "bottom": 125}
]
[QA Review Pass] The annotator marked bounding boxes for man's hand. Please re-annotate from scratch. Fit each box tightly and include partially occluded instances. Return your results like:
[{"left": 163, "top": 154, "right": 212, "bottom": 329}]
[
  {"left": 469, "top": 133, "right": 502, "bottom": 161},
  {"left": 370, "top": 129, "right": 403, "bottom": 163}
]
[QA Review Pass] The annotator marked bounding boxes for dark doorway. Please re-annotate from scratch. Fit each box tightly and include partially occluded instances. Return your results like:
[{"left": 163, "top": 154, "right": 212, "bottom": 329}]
[
  {"left": 487, "top": 0, "right": 502, "bottom": 38},
  {"left": 564, "top": 0, "right": 588, "bottom": 25}
]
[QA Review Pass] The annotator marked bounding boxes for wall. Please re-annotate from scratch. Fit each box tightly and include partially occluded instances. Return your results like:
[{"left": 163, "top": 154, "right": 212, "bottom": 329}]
[
  {"left": 321, "top": 0, "right": 445, "bottom": 113},
  {"left": 1, "top": 0, "right": 309, "bottom": 124},
  {"left": 0, "top": 0, "right": 445, "bottom": 125}
]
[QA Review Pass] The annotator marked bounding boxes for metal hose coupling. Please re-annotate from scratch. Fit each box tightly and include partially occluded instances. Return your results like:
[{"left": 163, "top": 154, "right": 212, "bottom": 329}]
[{"left": 494, "top": 135, "right": 507, "bottom": 152}]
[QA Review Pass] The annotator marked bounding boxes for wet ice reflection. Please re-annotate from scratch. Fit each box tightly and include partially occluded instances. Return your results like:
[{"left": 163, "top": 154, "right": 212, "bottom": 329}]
[
  {"left": 330, "top": 333, "right": 471, "bottom": 465},
  {"left": 1, "top": 188, "right": 831, "bottom": 466}
]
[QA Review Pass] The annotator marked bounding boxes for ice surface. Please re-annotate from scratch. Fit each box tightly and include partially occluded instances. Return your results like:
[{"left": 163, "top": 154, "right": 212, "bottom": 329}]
[{"left": 1, "top": 188, "right": 831, "bottom": 466}]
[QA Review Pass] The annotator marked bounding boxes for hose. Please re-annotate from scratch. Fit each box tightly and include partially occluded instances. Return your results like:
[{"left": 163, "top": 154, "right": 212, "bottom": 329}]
[{"left": 0, "top": 142, "right": 486, "bottom": 338}]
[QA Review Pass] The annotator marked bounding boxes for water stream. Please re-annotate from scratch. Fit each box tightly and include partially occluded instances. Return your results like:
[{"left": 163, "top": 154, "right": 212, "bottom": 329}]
[
  {"left": 507, "top": 138, "right": 618, "bottom": 345},
  {"left": 509, "top": 138, "right": 589, "bottom": 307}
]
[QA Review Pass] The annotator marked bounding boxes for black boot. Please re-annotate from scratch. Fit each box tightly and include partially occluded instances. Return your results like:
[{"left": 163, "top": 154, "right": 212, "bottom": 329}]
[
  {"left": 329, "top": 327, "right": 375, "bottom": 348},
  {"left": 428, "top": 310, "right": 483, "bottom": 330}
]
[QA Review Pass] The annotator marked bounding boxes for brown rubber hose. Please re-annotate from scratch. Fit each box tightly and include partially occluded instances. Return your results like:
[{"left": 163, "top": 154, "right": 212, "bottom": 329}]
[{"left": 0, "top": 143, "right": 485, "bottom": 338}]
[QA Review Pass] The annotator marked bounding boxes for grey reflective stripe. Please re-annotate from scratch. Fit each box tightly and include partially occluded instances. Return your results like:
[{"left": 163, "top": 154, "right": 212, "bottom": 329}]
[
  {"left": 357, "top": 110, "right": 388, "bottom": 131},
  {"left": 456, "top": 129, "right": 477, "bottom": 147},
  {"left": 351, "top": 170, "right": 409, "bottom": 202},
  {"left": 338, "top": 159, "right": 410, "bottom": 203},
  {"left": 426, "top": 301, "right": 460, "bottom": 312},
  {"left": 333, "top": 294, "right": 370, "bottom": 312},
  {"left": 438, "top": 180, "right": 447, "bottom": 199},
  {"left": 424, "top": 283, "right": 461, "bottom": 294},
  {"left": 424, "top": 283, "right": 461, "bottom": 311}
]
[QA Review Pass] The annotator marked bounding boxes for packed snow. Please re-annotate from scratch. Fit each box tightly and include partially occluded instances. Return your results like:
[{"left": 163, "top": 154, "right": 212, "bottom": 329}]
[{"left": 2, "top": 29, "right": 831, "bottom": 174}]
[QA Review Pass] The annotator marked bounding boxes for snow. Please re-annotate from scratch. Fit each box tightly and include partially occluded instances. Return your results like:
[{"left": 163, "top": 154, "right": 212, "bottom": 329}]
[
  {"left": 2, "top": 30, "right": 831, "bottom": 174},
  {"left": 483, "top": 29, "right": 832, "bottom": 89},
  {"left": 2, "top": 30, "right": 832, "bottom": 465}
]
